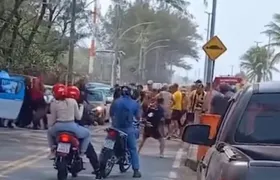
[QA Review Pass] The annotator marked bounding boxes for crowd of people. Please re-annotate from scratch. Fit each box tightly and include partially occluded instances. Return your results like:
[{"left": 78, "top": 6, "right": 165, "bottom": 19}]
[
  {"left": 0, "top": 72, "right": 238, "bottom": 179},
  {"left": 133, "top": 79, "right": 237, "bottom": 159}
]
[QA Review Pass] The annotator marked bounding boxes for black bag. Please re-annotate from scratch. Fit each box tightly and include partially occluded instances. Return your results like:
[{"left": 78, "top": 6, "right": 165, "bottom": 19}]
[
  {"left": 186, "top": 112, "right": 194, "bottom": 123},
  {"left": 186, "top": 93, "right": 197, "bottom": 123}
]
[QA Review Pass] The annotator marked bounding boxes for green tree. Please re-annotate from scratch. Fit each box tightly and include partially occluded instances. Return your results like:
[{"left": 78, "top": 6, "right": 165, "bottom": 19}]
[
  {"left": 100, "top": 1, "right": 201, "bottom": 83},
  {"left": 160, "top": 0, "right": 208, "bottom": 11},
  {"left": 0, "top": 0, "right": 91, "bottom": 77},
  {"left": 263, "top": 13, "right": 280, "bottom": 67},
  {"left": 240, "top": 46, "right": 279, "bottom": 82}
]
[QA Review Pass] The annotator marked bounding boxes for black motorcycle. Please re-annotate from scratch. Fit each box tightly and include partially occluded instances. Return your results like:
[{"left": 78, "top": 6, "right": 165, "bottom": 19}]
[
  {"left": 99, "top": 127, "right": 132, "bottom": 178},
  {"left": 53, "top": 132, "right": 84, "bottom": 180}
]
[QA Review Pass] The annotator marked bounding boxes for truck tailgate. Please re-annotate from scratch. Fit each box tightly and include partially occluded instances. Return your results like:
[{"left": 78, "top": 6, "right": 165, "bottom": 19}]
[{"left": 246, "top": 161, "right": 280, "bottom": 180}]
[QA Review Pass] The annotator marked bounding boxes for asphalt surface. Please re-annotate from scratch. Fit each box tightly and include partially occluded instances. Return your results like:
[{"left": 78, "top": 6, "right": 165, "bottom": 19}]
[{"left": 0, "top": 126, "right": 196, "bottom": 180}]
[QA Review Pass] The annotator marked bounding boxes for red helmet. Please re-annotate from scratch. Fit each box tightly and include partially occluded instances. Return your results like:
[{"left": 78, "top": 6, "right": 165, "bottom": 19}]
[
  {"left": 67, "top": 85, "right": 80, "bottom": 100},
  {"left": 52, "top": 83, "right": 67, "bottom": 99}
]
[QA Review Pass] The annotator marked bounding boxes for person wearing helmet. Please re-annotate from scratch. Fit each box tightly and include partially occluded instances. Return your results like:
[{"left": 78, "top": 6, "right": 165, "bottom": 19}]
[
  {"left": 47, "top": 84, "right": 91, "bottom": 160},
  {"left": 110, "top": 86, "right": 142, "bottom": 178},
  {"left": 67, "top": 85, "right": 101, "bottom": 179}
]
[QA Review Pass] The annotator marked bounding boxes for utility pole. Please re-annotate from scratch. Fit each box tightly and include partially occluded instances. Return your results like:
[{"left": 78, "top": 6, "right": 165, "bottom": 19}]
[
  {"left": 154, "top": 48, "right": 159, "bottom": 77},
  {"left": 266, "top": 33, "right": 272, "bottom": 81},
  {"left": 204, "top": 11, "right": 211, "bottom": 82},
  {"left": 254, "top": 41, "right": 262, "bottom": 47},
  {"left": 138, "top": 35, "right": 143, "bottom": 83},
  {"left": 111, "top": 1, "right": 121, "bottom": 86},
  {"left": 89, "top": 0, "right": 99, "bottom": 79},
  {"left": 205, "top": 0, "right": 217, "bottom": 83},
  {"left": 67, "top": 0, "right": 76, "bottom": 84},
  {"left": 230, "top": 65, "right": 234, "bottom": 76}
]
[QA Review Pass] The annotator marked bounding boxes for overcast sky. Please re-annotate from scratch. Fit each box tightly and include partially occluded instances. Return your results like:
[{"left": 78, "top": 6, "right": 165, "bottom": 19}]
[{"left": 85, "top": 0, "right": 280, "bottom": 81}]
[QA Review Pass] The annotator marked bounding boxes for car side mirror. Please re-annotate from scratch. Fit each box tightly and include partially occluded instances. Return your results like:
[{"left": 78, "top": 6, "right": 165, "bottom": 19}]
[
  {"left": 105, "top": 100, "right": 110, "bottom": 105},
  {"left": 182, "top": 124, "right": 212, "bottom": 146}
]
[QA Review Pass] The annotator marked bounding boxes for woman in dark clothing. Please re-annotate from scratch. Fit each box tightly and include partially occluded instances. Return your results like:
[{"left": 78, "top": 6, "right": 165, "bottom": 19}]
[
  {"left": 16, "top": 82, "right": 33, "bottom": 128},
  {"left": 138, "top": 98, "right": 165, "bottom": 157}
]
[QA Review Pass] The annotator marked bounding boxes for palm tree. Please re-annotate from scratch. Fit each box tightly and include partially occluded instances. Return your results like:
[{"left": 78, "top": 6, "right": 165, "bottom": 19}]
[
  {"left": 240, "top": 46, "right": 279, "bottom": 82},
  {"left": 263, "top": 13, "right": 280, "bottom": 66}
]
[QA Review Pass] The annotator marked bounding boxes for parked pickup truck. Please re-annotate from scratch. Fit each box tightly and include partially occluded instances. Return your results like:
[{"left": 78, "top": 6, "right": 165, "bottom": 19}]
[{"left": 182, "top": 82, "right": 280, "bottom": 180}]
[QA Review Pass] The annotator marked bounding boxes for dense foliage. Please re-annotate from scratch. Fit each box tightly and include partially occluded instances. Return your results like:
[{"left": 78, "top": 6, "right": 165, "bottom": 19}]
[
  {"left": 0, "top": 0, "right": 91, "bottom": 80},
  {"left": 1, "top": 0, "right": 203, "bottom": 83},
  {"left": 98, "top": 0, "right": 201, "bottom": 83}
]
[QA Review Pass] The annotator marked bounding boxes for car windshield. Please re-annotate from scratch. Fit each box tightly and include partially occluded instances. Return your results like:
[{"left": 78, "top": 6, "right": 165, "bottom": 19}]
[
  {"left": 235, "top": 93, "right": 280, "bottom": 144},
  {"left": 95, "top": 88, "right": 112, "bottom": 97},
  {"left": 87, "top": 90, "right": 104, "bottom": 102}
]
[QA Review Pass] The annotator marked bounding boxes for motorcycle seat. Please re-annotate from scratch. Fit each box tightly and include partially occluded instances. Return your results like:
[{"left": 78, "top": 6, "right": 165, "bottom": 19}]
[
  {"left": 57, "top": 131, "right": 78, "bottom": 138},
  {"left": 108, "top": 127, "right": 128, "bottom": 137},
  {"left": 56, "top": 132, "right": 80, "bottom": 147}
]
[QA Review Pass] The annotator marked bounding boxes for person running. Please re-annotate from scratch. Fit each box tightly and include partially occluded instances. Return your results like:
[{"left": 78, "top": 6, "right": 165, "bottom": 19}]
[
  {"left": 167, "top": 83, "right": 183, "bottom": 139},
  {"left": 138, "top": 98, "right": 165, "bottom": 157}
]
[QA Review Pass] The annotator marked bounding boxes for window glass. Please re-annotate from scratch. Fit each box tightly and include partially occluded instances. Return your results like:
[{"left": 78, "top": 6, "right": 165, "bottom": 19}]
[
  {"left": 235, "top": 93, "right": 280, "bottom": 144},
  {"left": 0, "top": 79, "right": 20, "bottom": 94}
]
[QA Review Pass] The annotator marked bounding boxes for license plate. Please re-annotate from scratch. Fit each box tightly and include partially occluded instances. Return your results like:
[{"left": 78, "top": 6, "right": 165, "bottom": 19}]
[
  {"left": 104, "top": 139, "right": 115, "bottom": 149},
  {"left": 57, "top": 143, "right": 71, "bottom": 153}
]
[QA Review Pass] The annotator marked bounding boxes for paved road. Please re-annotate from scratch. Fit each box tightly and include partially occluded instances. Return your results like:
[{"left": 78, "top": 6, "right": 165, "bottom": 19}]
[{"left": 0, "top": 127, "right": 195, "bottom": 180}]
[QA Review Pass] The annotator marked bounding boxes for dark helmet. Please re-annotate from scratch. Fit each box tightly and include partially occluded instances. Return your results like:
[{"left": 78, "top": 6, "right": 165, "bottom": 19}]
[
  {"left": 120, "top": 86, "right": 132, "bottom": 96},
  {"left": 113, "top": 86, "right": 121, "bottom": 100}
]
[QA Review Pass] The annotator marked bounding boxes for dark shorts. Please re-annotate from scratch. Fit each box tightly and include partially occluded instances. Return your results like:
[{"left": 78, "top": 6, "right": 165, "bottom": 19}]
[
  {"left": 143, "top": 126, "right": 162, "bottom": 139},
  {"left": 171, "top": 110, "right": 182, "bottom": 121},
  {"left": 165, "top": 118, "right": 171, "bottom": 125}
]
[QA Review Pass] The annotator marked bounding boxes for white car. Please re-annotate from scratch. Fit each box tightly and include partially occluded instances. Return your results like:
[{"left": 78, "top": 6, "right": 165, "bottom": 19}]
[{"left": 92, "top": 87, "right": 113, "bottom": 122}]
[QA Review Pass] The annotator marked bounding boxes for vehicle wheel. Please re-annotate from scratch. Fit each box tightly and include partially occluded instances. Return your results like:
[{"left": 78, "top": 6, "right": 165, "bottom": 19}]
[
  {"left": 71, "top": 172, "right": 78, "bottom": 177},
  {"left": 56, "top": 160, "right": 68, "bottom": 180},
  {"left": 99, "top": 148, "right": 115, "bottom": 178},
  {"left": 119, "top": 151, "right": 131, "bottom": 173}
]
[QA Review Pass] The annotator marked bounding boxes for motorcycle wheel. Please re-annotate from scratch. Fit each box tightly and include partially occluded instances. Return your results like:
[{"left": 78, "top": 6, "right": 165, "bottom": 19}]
[
  {"left": 56, "top": 159, "right": 68, "bottom": 180},
  {"left": 119, "top": 151, "right": 131, "bottom": 173},
  {"left": 99, "top": 148, "right": 115, "bottom": 178},
  {"left": 71, "top": 172, "right": 77, "bottom": 177}
]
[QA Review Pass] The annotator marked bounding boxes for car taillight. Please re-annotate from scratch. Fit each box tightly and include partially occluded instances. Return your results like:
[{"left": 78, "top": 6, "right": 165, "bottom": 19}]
[
  {"left": 108, "top": 130, "right": 117, "bottom": 138},
  {"left": 59, "top": 134, "right": 71, "bottom": 142}
]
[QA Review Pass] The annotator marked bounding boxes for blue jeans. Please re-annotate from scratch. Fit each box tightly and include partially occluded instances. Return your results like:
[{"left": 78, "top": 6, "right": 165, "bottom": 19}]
[
  {"left": 120, "top": 127, "right": 140, "bottom": 170},
  {"left": 47, "top": 121, "right": 90, "bottom": 153}
]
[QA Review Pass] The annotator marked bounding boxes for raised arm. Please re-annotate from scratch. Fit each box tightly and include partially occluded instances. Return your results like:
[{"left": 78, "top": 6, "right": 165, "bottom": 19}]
[{"left": 74, "top": 100, "right": 83, "bottom": 120}]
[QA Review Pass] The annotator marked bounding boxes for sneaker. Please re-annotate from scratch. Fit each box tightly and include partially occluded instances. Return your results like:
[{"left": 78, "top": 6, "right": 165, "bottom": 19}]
[
  {"left": 94, "top": 169, "right": 102, "bottom": 179},
  {"left": 133, "top": 170, "right": 142, "bottom": 178},
  {"left": 48, "top": 152, "right": 55, "bottom": 160},
  {"left": 79, "top": 154, "right": 88, "bottom": 163},
  {"left": 159, "top": 154, "right": 164, "bottom": 158}
]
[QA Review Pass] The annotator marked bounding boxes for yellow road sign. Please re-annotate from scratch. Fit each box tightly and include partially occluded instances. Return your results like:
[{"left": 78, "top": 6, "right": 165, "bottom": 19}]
[{"left": 203, "top": 36, "right": 227, "bottom": 60}]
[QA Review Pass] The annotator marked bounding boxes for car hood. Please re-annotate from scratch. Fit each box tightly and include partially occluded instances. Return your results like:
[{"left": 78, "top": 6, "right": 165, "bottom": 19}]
[{"left": 88, "top": 101, "right": 104, "bottom": 107}]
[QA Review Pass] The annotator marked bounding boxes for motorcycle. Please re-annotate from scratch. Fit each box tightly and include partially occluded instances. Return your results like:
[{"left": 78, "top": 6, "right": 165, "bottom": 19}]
[
  {"left": 99, "top": 127, "right": 132, "bottom": 178},
  {"left": 91, "top": 106, "right": 105, "bottom": 125},
  {"left": 53, "top": 132, "right": 84, "bottom": 180}
]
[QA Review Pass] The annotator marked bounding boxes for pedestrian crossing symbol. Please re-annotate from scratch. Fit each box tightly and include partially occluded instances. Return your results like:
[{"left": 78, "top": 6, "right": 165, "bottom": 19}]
[{"left": 203, "top": 35, "right": 227, "bottom": 60}]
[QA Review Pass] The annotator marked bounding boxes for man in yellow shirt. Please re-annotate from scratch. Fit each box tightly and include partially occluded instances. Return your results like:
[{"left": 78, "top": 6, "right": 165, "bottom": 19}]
[{"left": 167, "top": 83, "right": 183, "bottom": 139}]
